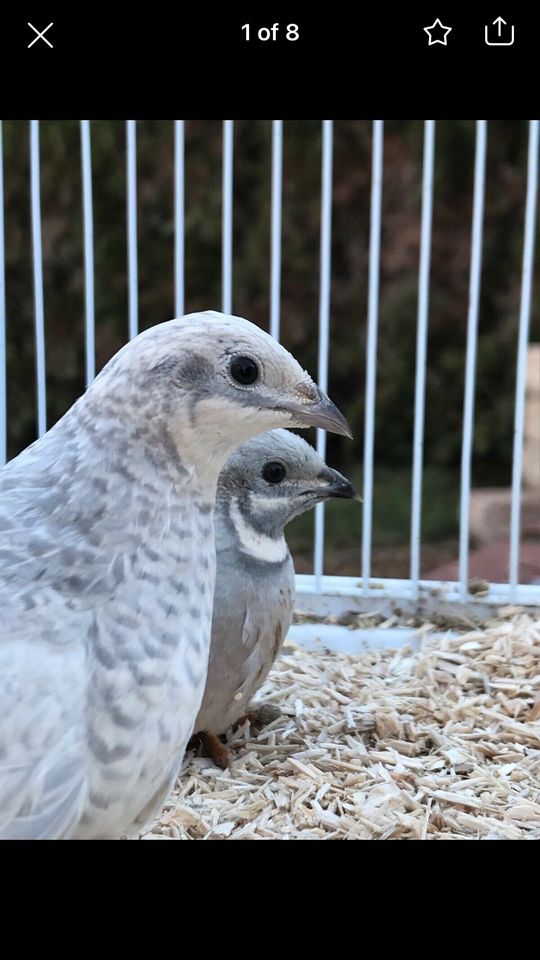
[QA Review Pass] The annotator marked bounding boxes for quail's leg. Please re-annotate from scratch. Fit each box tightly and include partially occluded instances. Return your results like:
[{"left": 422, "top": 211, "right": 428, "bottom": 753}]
[{"left": 197, "top": 730, "right": 231, "bottom": 769}]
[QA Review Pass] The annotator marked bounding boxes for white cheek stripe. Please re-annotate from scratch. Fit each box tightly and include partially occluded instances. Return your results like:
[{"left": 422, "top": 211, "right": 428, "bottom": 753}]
[
  {"left": 249, "top": 492, "right": 286, "bottom": 512},
  {"left": 229, "top": 500, "right": 288, "bottom": 563}
]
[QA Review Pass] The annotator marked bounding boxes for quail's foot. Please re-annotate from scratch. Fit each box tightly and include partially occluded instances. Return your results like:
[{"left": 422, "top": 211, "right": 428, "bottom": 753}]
[
  {"left": 190, "top": 705, "right": 284, "bottom": 769},
  {"left": 192, "top": 730, "right": 231, "bottom": 769}
]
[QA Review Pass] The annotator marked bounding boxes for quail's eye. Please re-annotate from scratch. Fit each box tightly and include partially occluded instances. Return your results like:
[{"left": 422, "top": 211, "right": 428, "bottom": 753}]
[
  {"left": 262, "top": 461, "right": 286, "bottom": 484},
  {"left": 230, "top": 355, "right": 259, "bottom": 386}
]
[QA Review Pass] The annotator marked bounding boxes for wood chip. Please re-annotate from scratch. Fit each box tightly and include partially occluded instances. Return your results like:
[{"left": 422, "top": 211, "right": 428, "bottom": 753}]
[{"left": 142, "top": 611, "right": 540, "bottom": 840}]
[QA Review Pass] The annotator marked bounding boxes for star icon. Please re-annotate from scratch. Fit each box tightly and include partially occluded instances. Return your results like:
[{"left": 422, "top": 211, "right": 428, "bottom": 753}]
[{"left": 423, "top": 18, "right": 452, "bottom": 45}]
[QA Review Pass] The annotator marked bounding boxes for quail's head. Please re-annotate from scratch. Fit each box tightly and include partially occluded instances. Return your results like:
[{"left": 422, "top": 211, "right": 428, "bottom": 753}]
[
  {"left": 94, "top": 311, "right": 352, "bottom": 472},
  {"left": 219, "top": 428, "right": 358, "bottom": 534}
]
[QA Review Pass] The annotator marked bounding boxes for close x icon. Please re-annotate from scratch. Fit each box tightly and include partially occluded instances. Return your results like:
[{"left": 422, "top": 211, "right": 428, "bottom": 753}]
[{"left": 27, "top": 22, "right": 54, "bottom": 49}]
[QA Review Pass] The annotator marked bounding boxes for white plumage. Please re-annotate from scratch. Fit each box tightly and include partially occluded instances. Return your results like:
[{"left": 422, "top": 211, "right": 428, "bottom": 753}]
[{"left": 0, "top": 311, "right": 350, "bottom": 838}]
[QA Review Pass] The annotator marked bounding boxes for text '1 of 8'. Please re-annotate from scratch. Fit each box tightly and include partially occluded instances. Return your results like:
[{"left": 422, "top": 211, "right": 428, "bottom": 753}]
[{"left": 241, "top": 24, "right": 300, "bottom": 41}]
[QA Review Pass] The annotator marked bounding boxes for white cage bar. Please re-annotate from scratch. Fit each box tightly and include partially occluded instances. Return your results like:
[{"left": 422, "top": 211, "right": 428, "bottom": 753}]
[
  {"left": 270, "top": 120, "right": 283, "bottom": 342},
  {"left": 222, "top": 120, "right": 234, "bottom": 315},
  {"left": 126, "top": 119, "right": 138, "bottom": 340},
  {"left": 509, "top": 119, "right": 540, "bottom": 596},
  {"left": 0, "top": 122, "right": 6, "bottom": 466},
  {"left": 80, "top": 120, "right": 95, "bottom": 386},
  {"left": 30, "top": 120, "right": 47, "bottom": 438},
  {"left": 458, "top": 120, "right": 487, "bottom": 598},
  {"left": 361, "top": 120, "right": 384, "bottom": 594},
  {"left": 410, "top": 120, "right": 435, "bottom": 595},
  {"left": 174, "top": 120, "right": 185, "bottom": 319},
  {"left": 0, "top": 120, "right": 538, "bottom": 614},
  {"left": 313, "top": 120, "right": 333, "bottom": 592}
]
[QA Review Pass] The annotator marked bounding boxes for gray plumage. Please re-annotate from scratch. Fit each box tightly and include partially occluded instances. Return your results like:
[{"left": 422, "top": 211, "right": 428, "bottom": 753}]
[
  {"left": 195, "top": 429, "right": 357, "bottom": 738},
  {"left": 0, "top": 311, "right": 350, "bottom": 839}
]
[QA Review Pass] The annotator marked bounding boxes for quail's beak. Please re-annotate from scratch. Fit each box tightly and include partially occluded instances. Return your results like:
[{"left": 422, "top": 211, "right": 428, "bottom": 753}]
[
  {"left": 317, "top": 466, "right": 361, "bottom": 501},
  {"left": 279, "top": 383, "right": 353, "bottom": 438}
]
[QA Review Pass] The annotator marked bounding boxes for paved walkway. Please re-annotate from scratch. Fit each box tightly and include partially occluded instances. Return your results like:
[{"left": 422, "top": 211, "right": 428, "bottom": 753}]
[{"left": 425, "top": 539, "right": 540, "bottom": 584}]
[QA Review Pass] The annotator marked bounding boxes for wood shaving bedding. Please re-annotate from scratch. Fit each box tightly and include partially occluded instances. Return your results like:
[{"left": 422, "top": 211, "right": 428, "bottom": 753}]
[{"left": 142, "top": 610, "right": 540, "bottom": 840}]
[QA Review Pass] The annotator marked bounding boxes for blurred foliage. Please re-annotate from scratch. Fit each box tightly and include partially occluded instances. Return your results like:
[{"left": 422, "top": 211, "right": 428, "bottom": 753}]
[
  {"left": 290, "top": 463, "right": 460, "bottom": 547},
  {"left": 2, "top": 120, "right": 538, "bottom": 551}
]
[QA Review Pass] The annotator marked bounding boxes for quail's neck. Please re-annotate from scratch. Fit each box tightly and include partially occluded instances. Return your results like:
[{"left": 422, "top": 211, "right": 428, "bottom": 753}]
[
  {"left": 74, "top": 393, "right": 220, "bottom": 500},
  {"left": 82, "top": 383, "right": 232, "bottom": 502}
]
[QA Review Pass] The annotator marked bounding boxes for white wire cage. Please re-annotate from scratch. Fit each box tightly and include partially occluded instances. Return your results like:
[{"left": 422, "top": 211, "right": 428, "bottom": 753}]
[{"left": 0, "top": 119, "right": 539, "bottom": 617}]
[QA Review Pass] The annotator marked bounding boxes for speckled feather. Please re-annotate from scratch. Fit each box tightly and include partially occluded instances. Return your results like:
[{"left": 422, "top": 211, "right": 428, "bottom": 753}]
[{"left": 0, "top": 312, "right": 349, "bottom": 839}]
